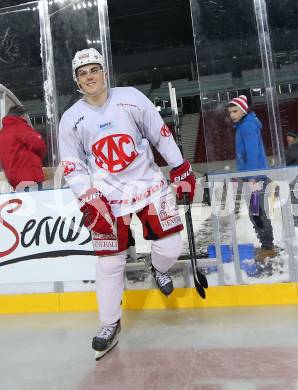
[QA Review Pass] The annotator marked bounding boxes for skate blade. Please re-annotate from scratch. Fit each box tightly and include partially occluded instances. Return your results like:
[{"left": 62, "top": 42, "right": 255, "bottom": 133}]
[{"left": 94, "top": 339, "right": 119, "bottom": 361}]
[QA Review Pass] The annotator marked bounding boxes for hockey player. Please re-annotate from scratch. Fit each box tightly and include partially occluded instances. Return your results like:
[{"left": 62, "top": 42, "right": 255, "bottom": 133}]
[{"left": 59, "top": 48, "right": 196, "bottom": 359}]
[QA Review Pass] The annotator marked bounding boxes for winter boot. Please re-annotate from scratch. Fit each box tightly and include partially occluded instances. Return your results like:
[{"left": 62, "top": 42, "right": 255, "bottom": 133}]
[{"left": 256, "top": 247, "right": 278, "bottom": 262}]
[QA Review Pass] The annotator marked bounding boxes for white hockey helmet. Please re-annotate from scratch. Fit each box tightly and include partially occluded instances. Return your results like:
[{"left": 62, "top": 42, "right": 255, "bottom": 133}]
[{"left": 72, "top": 48, "right": 105, "bottom": 81}]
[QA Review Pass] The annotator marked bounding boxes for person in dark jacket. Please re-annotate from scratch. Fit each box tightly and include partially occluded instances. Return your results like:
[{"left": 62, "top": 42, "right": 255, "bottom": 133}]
[
  {"left": 285, "top": 131, "right": 298, "bottom": 166},
  {"left": 0, "top": 105, "right": 47, "bottom": 191},
  {"left": 285, "top": 130, "right": 298, "bottom": 226},
  {"left": 227, "top": 95, "right": 277, "bottom": 262}
]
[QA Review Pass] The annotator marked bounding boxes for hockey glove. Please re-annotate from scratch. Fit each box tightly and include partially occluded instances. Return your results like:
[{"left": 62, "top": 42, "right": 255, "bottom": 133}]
[
  {"left": 79, "top": 188, "right": 115, "bottom": 235},
  {"left": 169, "top": 160, "right": 196, "bottom": 202}
]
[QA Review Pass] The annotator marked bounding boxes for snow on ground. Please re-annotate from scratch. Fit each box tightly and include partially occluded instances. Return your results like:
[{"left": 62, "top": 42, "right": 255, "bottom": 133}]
[
  {"left": 130, "top": 198, "right": 295, "bottom": 288},
  {"left": 11, "top": 198, "right": 295, "bottom": 294},
  {"left": 194, "top": 199, "right": 292, "bottom": 286}
]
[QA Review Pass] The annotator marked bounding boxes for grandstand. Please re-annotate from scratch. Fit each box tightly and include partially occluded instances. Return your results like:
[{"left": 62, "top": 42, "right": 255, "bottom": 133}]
[
  {"left": 16, "top": 69, "right": 298, "bottom": 175},
  {"left": 150, "top": 78, "right": 200, "bottom": 100}
]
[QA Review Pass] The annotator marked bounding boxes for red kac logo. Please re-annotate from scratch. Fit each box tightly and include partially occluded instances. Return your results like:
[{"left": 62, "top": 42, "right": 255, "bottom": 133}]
[
  {"left": 160, "top": 124, "right": 171, "bottom": 137},
  {"left": 92, "top": 133, "right": 139, "bottom": 173},
  {"left": 62, "top": 161, "right": 76, "bottom": 176}
]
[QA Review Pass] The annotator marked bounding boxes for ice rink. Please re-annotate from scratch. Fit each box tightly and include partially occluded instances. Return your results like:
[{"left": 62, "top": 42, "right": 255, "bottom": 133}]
[{"left": 1, "top": 305, "right": 298, "bottom": 390}]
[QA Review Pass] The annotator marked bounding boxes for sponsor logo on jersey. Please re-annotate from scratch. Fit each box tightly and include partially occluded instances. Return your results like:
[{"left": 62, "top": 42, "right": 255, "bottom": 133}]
[
  {"left": 73, "top": 116, "right": 84, "bottom": 131},
  {"left": 157, "top": 194, "right": 182, "bottom": 231},
  {"left": 62, "top": 161, "right": 76, "bottom": 176},
  {"left": 99, "top": 121, "right": 112, "bottom": 129},
  {"left": 117, "top": 102, "right": 140, "bottom": 110},
  {"left": 92, "top": 232, "right": 118, "bottom": 251},
  {"left": 92, "top": 133, "right": 139, "bottom": 173},
  {"left": 109, "top": 180, "right": 165, "bottom": 205},
  {"left": 160, "top": 124, "right": 171, "bottom": 137}
]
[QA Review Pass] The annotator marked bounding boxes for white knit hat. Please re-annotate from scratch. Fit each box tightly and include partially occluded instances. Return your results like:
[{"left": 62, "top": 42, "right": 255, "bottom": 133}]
[{"left": 228, "top": 95, "right": 248, "bottom": 114}]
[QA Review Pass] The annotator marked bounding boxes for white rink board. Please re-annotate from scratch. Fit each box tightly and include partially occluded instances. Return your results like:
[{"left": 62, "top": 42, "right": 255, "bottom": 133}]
[
  {"left": 0, "top": 189, "right": 96, "bottom": 283},
  {"left": 0, "top": 188, "right": 181, "bottom": 284},
  {"left": 0, "top": 188, "right": 291, "bottom": 287}
]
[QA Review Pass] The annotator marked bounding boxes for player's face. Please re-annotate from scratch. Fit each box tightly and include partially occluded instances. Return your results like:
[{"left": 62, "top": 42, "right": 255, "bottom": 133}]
[
  {"left": 76, "top": 64, "right": 106, "bottom": 96},
  {"left": 228, "top": 106, "right": 246, "bottom": 123}
]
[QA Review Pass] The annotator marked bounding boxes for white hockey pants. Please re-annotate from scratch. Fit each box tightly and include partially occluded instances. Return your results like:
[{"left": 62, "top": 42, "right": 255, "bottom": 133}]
[{"left": 95, "top": 232, "right": 182, "bottom": 325}]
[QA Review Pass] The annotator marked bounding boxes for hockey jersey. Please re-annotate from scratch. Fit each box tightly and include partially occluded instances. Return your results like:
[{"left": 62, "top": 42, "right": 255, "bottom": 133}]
[{"left": 59, "top": 87, "right": 184, "bottom": 217}]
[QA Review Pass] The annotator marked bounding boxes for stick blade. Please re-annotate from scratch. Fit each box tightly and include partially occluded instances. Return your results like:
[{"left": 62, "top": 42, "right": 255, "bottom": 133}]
[
  {"left": 194, "top": 278, "right": 206, "bottom": 299},
  {"left": 196, "top": 268, "right": 208, "bottom": 289}
]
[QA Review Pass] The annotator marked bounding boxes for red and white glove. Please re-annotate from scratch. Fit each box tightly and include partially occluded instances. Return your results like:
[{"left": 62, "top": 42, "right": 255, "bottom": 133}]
[
  {"left": 169, "top": 160, "right": 196, "bottom": 202},
  {"left": 79, "top": 188, "right": 115, "bottom": 235}
]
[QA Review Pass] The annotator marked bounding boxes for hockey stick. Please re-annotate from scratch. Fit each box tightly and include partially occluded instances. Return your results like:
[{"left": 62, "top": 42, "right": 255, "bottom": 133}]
[{"left": 168, "top": 83, "right": 208, "bottom": 299}]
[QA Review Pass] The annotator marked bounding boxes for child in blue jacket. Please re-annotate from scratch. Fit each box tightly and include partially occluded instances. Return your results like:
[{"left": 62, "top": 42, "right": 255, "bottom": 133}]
[{"left": 228, "top": 95, "right": 277, "bottom": 263}]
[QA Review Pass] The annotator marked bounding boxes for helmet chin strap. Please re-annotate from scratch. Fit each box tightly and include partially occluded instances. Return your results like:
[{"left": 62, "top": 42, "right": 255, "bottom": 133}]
[
  {"left": 75, "top": 77, "right": 85, "bottom": 94},
  {"left": 76, "top": 86, "right": 85, "bottom": 95}
]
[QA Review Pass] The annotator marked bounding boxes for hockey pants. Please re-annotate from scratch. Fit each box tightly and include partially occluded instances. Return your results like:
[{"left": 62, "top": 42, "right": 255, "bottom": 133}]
[{"left": 95, "top": 232, "right": 182, "bottom": 325}]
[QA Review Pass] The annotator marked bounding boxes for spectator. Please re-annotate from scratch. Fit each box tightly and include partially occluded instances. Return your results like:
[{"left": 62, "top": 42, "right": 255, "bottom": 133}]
[
  {"left": 227, "top": 95, "right": 277, "bottom": 263},
  {"left": 285, "top": 130, "right": 298, "bottom": 226},
  {"left": 0, "top": 105, "right": 47, "bottom": 191},
  {"left": 285, "top": 131, "right": 298, "bottom": 166}
]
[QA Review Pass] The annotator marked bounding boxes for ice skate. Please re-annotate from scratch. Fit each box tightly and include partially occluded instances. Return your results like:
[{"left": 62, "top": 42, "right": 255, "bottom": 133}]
[
  {"left": 143, "top": 254, "right": 174, "bottom": 296},
  {"left": 92, "top": 319, "right": 121, "bottom": 361}
]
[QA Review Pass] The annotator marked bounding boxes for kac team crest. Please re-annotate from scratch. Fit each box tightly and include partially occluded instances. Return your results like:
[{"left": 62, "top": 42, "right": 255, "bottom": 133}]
[
  {"left": 160, "top": 124, "right": 171, "bottom": 137},
  {"left": 62, "top": 161, "right": 76, "bottom": 176},
  {"left": 92, "top": 133, "right": 139, "bottom": 173}
]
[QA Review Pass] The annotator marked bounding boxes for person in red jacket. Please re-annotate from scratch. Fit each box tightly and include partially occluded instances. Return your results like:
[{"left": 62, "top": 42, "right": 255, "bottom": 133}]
[{"left": 0, "top": 105, "right": 47, "bottom": 191}]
